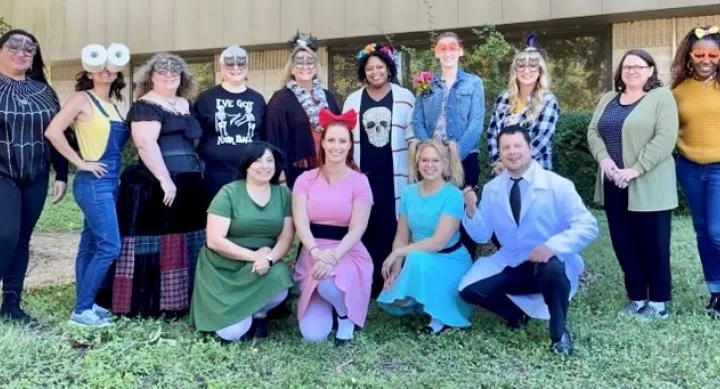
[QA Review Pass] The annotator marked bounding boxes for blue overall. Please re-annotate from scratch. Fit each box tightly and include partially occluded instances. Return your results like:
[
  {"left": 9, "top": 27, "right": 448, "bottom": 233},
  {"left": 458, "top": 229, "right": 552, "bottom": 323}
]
[{"left": 72, "top": 91, "right": 130, "bottom": 314}]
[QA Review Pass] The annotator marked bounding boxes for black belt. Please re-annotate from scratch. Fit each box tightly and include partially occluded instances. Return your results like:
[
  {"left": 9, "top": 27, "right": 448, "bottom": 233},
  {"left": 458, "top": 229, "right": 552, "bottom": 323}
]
[
  {"left": 310, "top": 223, "right": 349, "bottom": 240},
  {"left": 438, "top": 240, "right": 463, "bottom": 254}
]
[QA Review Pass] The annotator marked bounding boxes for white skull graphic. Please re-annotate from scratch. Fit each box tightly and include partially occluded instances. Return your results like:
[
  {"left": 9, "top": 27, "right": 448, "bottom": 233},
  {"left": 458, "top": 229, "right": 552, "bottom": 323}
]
[{"left": 362, "top": 106, "right": 391, "bottom": 148}]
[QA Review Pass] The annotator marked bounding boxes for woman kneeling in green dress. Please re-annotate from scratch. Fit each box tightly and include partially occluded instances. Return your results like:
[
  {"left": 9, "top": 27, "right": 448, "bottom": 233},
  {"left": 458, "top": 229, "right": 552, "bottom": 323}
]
[{"left": 190, "top": 142, "right": 295, "bottom": 341}]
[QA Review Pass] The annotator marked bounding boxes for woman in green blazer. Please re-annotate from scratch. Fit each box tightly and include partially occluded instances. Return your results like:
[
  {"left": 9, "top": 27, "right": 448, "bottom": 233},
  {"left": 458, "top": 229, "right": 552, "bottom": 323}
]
[{"left": 587, "top": 49, "right": 679, "bottom": 321}]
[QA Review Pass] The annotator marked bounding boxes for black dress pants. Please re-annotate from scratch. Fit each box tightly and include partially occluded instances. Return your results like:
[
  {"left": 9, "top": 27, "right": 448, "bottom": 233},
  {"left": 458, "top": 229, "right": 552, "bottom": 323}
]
[
  {"left": 460, "top": 257, "right": 571, "bottom": 341},
  {"left": 603, "top": 178, "right": 672, "bottom": 302}
]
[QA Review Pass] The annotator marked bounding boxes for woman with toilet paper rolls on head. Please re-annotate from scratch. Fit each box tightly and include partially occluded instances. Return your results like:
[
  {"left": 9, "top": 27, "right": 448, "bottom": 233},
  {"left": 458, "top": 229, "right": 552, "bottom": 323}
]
[
  {"left": 44, "top": 42, "right": 131, "bottom": 327},
  {"left": 107, "top": 52, "right": 206, "bottom": 319}
]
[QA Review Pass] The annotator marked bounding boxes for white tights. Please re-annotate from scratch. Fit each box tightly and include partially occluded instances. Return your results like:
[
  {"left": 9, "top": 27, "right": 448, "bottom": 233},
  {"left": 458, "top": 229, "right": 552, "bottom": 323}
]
[
  {"left": 215, "top": 289, "right": 288, "bottom": 341},
  {"left": 299, "top": 278, "right": 354, "bottom": 342}
]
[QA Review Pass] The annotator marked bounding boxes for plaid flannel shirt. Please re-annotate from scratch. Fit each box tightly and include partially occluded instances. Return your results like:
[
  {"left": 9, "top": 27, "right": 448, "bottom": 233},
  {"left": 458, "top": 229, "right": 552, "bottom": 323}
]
[{"left": 487, "top": 91, "right": 559, "bottom": 170}]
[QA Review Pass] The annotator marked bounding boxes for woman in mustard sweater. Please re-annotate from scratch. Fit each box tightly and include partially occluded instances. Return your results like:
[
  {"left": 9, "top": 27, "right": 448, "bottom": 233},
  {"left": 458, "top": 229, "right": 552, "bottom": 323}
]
[{"left": 671, "top": 26, "right": 720, "bottom": 317}]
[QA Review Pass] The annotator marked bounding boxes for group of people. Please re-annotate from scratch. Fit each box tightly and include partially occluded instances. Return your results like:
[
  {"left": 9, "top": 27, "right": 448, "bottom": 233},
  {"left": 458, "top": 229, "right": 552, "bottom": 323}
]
[{"left": 0, "top": 24, "right": 718, "bottom": 357}]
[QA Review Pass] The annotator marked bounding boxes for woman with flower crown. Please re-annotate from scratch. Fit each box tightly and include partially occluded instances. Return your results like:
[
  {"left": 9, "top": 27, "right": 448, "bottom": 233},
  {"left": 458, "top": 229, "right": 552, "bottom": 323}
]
[
  {"left": 412, "top": 31, "right": 485, "bottom": 257},
  {"left": 343, "top": 42, "right": 416, "bottom": 297},
  {"left": 265, "top": 32, "right": 340, "bottom": 189}
]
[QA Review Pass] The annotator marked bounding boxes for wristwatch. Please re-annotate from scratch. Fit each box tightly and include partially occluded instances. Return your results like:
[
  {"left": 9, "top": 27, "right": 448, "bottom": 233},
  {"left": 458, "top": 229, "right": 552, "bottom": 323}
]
[{"left": 264, "top": 256, "right": 275, "bottom": 267}]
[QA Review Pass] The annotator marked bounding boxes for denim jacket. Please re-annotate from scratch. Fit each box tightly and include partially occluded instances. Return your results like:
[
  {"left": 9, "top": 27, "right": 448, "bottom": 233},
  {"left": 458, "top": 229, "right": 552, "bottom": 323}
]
[{"left": 412, "top": 69, "right": 485, "bottom": 160}]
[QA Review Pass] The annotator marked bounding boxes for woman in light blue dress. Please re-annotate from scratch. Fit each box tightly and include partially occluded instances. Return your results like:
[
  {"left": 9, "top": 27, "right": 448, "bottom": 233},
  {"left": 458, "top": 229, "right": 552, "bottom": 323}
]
[{"left": 377, "top": 139, "right": 473, "bottom": 334}]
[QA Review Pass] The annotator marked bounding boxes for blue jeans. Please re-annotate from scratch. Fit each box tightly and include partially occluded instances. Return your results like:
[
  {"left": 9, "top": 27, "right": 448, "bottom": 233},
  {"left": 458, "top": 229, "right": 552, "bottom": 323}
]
[
  {"left": 676, "top": 156, "right": 720, "bottom": 293},
  {"left": 73, "top": 174, "right": 121, "bottom": 313}
]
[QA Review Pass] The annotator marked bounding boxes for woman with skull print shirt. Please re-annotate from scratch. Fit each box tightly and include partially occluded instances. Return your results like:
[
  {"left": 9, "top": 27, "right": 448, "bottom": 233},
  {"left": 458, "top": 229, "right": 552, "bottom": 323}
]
[{"left": 343, "top": 42, "right": 416, "bottom": 298}]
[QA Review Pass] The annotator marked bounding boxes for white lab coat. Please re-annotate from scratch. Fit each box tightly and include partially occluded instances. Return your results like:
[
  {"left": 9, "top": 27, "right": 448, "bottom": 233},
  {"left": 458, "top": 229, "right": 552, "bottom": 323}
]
[{"left": 459, "top": 161, "right": 599, "bottom": 319}]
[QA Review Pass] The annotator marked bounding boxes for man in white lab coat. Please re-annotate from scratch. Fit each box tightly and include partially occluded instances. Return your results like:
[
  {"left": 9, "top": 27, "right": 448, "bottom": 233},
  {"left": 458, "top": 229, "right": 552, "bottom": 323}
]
[{"left": 459, "top": 126, "right": 598, "bottom": 355}]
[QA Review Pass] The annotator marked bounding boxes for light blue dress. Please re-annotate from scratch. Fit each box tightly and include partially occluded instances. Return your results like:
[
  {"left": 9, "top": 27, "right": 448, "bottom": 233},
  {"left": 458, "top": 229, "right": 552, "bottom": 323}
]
[{"left": 377, "top": 182, "right": 473, "bottom": 327}]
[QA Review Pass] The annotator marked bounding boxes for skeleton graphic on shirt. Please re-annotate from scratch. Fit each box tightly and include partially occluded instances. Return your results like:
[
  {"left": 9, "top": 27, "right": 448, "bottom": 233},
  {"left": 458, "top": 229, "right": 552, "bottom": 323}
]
[
  {"left": 214, "top": 99, "right": 256, "bottom": 145},
  {"left": 362, "top": 106, "right": 391, "bottom": 148}
]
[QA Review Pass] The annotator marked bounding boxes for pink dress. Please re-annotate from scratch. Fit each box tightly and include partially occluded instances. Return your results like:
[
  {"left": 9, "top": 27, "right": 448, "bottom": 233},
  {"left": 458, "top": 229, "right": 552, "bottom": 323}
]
[{"left": 293, "top": 169, "right": 374, "bottom": 327}]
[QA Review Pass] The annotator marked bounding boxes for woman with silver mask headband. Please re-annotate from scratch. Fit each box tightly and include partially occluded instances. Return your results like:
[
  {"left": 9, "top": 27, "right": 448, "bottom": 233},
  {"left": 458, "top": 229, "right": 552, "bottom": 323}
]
[
  {"left": 100, "top": 52, "right": 206, "bottom": 319},
  {"left": 264, "top": 31, "right": 340, "bottom": 189},
  {"left": 487, "top": 33, "right": 559, "bottom": 175},
  {"left": 0, "top": 29, "right": 69, "bottom": 325},
  {"left": 192, "top": 45, "right": 267, "bottom": 205}
]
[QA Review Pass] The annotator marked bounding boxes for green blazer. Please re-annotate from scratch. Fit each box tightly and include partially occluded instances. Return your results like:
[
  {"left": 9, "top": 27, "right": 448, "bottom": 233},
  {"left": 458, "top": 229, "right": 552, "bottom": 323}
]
[{"left": 587, "top": 88, "right": 679, "bottom": 212}]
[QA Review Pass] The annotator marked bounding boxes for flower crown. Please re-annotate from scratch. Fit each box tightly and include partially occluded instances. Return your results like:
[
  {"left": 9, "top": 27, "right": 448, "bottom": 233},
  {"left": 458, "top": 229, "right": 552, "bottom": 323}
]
[
  {"left": 288, "top": 30, "right": 319, "bottom": 52},
  {"left": 356, "top": 43, "right": 396, "bottom": 62}
]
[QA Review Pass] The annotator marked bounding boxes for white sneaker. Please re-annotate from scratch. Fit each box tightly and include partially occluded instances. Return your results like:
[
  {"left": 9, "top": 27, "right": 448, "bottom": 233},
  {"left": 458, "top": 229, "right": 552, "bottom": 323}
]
[
  {"left": 69, "top": 310, "right": 110, "bottom": 328},
  {"left": 92, "top": 304, "right": 112, "bottom": 320}
]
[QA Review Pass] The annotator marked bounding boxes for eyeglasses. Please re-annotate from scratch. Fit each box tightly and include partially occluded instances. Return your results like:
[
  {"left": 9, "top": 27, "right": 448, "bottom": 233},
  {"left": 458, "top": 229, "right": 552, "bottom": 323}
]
[
  {"left": 621, "top": 65, "right": 651, "bottom": 73},
  {"left": 3, "top": 37, "right": 37, "bottom": 58},
  {"left": 153, "top": 61, "right": 183, "bottom": 76},
  {"left": 514, "top": 58, "right": 540, "bottom": 72},
  {"left": 435, "top": 41, "right": 460, "bottom": 53},
  {"left": 293, "top": 56, "right": 317, "bottom": 68},
  {"left": 690, "top": 49, "right": 720, "bottom": 61},
  {"left": 222, "top": 58, "right": 248, "bottom": 69}
]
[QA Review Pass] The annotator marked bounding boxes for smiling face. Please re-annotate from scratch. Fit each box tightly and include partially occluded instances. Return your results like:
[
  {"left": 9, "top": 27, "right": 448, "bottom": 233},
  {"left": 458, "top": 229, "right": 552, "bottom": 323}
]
[
  {"left": 364, "top": 55, "right": 388, "bottom": 88},
  {"left": 88, "top": 69, "right": 118, "bottom": 85},
  {"left": 417, "top": 145, "right": 446, "bottom": 182},
  {"left": 620, "top": 54, "right": 653, "bottom": 91},
  {"left": 150, "top": 59, "right": 183, "bottom": 93},
  {"left": 246, "top": 149, "right": 276, "bottom": 184},
  {"left": 0, "top": 34, "right": 37, "bottom": 75},
  {"left": 690, "top": 39, "right": 720, "bottom": 80},
  {"left": 321, "top": 124, "right": 352, "bottom": 165},
  {"left": 434, "top": 37, "right": 463, "bottom": 69},
  {"left": 499, "top": 132, "right": 532, "bottom": 175},
  {"left": 514, "top": 52, "right": 541, "bottom": 87},
  {"left": 291, "top": 49, "right": 318, "bottom": 83},
  {"left": 221, "top": 56, "right": 248, "bottom": 84}
]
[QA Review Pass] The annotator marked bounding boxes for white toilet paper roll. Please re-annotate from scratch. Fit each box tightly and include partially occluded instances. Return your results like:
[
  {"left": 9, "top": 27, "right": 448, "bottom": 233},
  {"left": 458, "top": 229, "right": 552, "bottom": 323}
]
[
  {"left": 106, "top": 43, "right": 131, "bottom": 73},
  {"left": 81, "top": 44, "right": 108, "bottom": 73}
]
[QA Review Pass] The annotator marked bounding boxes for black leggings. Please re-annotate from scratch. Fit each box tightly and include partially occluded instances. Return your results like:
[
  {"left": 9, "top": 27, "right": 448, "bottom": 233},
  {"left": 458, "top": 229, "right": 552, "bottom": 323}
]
[{"left": 0, "top": 173, "right": 49, "bottom": 295}]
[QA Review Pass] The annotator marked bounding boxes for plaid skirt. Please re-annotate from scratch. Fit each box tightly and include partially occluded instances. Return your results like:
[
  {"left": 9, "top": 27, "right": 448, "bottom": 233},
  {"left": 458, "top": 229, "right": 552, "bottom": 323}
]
[{"left": 104, "top": 165, "right": 206, "bottom": 318}]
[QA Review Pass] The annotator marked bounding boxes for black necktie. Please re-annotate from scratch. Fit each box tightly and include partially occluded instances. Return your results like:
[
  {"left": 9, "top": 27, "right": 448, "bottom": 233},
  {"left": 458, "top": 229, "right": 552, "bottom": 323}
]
[{"left": 510, "top": 177, "right": 522, "bottom": 225}]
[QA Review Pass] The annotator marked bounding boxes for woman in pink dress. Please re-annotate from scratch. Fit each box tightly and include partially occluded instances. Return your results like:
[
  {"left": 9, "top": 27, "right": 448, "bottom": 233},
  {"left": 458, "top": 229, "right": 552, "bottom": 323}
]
[{"left": 293, "top": 108, "right": 374, "bottom": 346}]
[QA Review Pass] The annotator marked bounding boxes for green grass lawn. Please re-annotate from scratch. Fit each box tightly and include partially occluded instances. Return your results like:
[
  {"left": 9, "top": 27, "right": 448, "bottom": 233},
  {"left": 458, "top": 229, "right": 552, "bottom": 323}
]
[
  {"left": 35, "top": 174, "right": 83, "bottom": 233},
  {"left": 5, "top": 190, "right": 720, "bottom": 388}
]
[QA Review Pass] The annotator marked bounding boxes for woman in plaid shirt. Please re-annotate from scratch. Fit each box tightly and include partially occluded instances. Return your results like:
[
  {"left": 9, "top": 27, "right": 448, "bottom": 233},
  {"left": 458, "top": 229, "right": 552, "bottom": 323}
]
[{"left": 487, "top": 40, "right": 559, "bottom": 175}]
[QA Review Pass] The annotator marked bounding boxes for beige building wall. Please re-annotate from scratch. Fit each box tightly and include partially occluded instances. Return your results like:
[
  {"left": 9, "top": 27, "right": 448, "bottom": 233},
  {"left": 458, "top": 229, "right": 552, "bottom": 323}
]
[
  {"left": 3, "top": 0, "right": 719, "bottom": 63},
  {"left": 612, "top": 14, "right": 720, "bottom": 85}
]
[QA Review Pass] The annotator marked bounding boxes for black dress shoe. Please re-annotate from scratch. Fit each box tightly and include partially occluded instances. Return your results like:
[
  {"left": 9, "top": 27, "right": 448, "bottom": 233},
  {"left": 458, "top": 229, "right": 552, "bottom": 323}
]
[
  {"left": 506, "top": 314, "right": 530, "bottom": 331},
  {"left": 421, "top": 325, "right": 448, "bottom": 335},
  {"left": 253, "top": 318, "right": 269, "bottom": 339},
  {"left": 334, "top": 337, "right": 351, "bottom": 347},
  {"left": 551, "top": 331, "right": 573, "bottom": 356},
  {"left": 1, "top": 292, "right": 39, "bottom": 326}
]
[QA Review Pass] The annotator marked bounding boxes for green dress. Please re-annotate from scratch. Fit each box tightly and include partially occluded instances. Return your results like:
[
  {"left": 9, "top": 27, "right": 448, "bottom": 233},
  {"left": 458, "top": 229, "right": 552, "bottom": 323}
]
[{"left": 190, "top": 180, "right": 294, "bottom": 332}]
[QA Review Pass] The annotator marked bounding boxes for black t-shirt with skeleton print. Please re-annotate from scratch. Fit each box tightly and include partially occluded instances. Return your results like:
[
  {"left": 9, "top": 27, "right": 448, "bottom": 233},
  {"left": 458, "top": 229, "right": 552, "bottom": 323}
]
[
  {"left": 359, "top": 88, "right": 394, "bottom": 211},
  {"left": 192, "top": 85, "right": 266, "bottom": 175}
]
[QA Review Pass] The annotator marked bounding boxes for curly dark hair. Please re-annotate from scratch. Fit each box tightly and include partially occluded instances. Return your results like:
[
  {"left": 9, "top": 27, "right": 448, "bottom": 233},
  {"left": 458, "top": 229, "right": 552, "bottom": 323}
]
[
  {"left": 670, "top": 26, "right": 720, "bottom": 89},
  {"left": 236, "top": 141, "right": 285, "bottom": 185},
  {"left": 356, "top": 42, "right": 398, "bottom": 84},
  {"left": 74, "top": 71, "right": 126, "bottom": 101},
  {"left": 613, "top": 49, "right": 663, "bottom": 93}
]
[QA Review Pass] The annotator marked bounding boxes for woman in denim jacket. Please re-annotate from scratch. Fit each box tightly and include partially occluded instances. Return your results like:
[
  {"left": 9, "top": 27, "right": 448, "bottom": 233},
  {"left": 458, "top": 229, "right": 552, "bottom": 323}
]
[{"left": 413, "top": 31, "right": 485, "bottom": 256}]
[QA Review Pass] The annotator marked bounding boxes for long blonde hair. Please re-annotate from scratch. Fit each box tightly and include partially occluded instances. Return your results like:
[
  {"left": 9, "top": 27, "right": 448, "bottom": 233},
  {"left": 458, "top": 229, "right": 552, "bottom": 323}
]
[
  {"left": 506, "top": 50, "right": 551, "bottom": 124},
  {"left": 408, "top": 139, "right": 464, "bottom": 187},
  {"left": 281, "top": 47, "right": 325, "bottom": 87}
]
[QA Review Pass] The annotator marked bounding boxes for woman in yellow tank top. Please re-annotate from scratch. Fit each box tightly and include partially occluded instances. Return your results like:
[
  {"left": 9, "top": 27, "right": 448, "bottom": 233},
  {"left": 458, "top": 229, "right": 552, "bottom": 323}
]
[{"left": 45, "top": 43, "right": 131, "bottom": 328}]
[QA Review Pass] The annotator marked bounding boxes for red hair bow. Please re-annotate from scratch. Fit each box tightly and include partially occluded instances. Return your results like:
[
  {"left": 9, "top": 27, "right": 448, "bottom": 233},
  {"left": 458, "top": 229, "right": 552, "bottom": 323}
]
[{"left": 319, "top": 108, "right": 358, "bottom": 130}]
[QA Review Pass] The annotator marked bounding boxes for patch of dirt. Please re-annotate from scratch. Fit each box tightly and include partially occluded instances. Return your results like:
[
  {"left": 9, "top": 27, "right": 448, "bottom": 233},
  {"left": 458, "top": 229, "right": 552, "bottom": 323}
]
[{"left": 26, "top": 232, "right": 78, "bottom": 288}]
